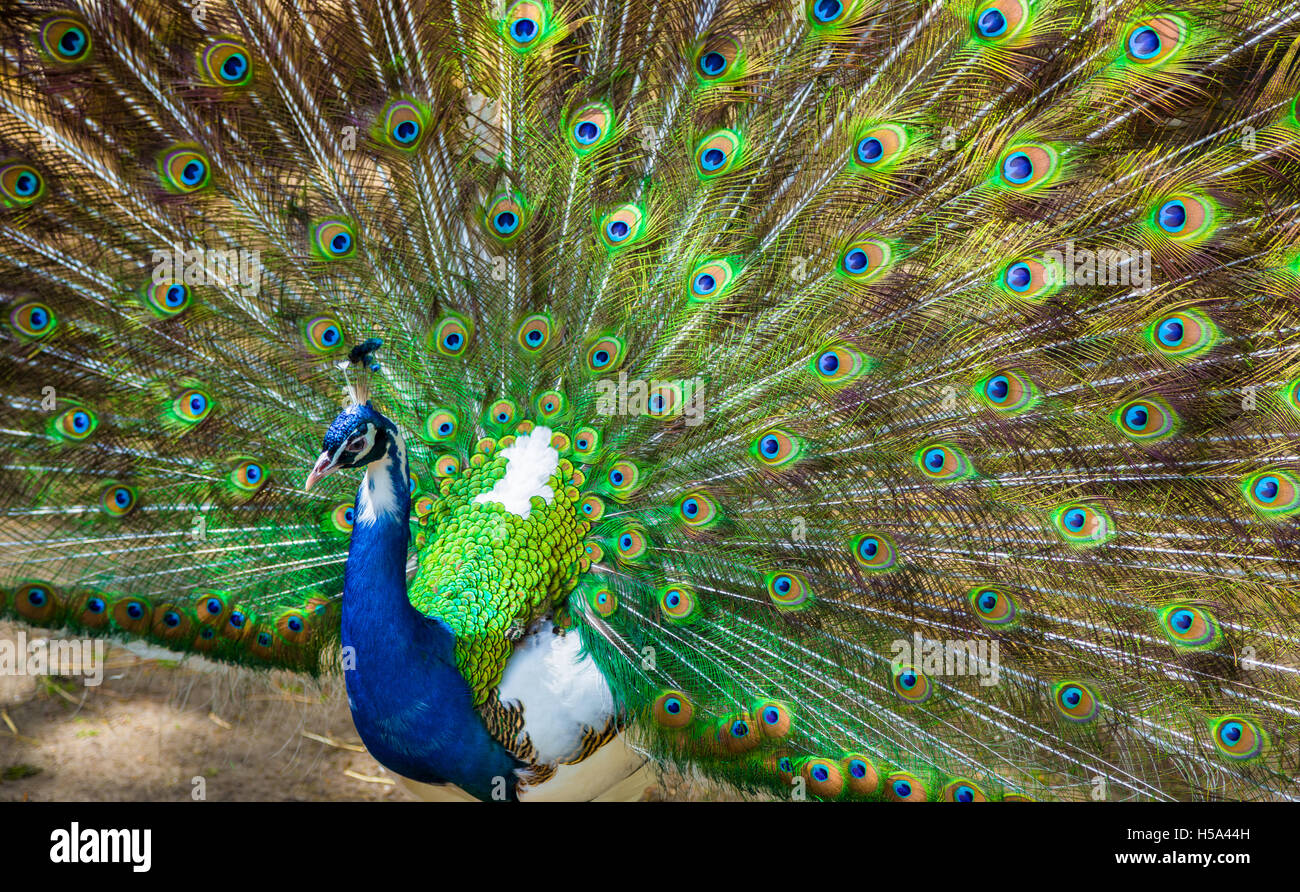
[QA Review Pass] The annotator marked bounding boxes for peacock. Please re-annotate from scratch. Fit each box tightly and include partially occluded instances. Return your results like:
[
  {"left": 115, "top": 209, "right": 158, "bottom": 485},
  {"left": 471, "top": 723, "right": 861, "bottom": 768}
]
[{"left": 3, "top": 0, "right": 1300, "bottom": 804}]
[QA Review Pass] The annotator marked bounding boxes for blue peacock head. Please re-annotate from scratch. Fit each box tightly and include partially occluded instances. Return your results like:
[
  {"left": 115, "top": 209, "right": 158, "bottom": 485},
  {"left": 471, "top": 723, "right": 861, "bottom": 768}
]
[{"left": 305, "top": 402, "right": 397, "bottom": 491}]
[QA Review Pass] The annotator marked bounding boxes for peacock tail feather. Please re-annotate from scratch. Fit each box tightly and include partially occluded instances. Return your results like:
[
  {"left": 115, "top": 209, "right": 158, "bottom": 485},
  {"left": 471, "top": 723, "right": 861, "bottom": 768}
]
[{"left": 3, "top": 0, "right": 1300, "bottom": 800}]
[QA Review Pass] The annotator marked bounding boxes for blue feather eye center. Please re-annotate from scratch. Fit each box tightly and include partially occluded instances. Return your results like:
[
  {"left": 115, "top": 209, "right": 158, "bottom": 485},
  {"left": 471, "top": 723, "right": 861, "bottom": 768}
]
[
  {"left": 1220, "top": 721, "right": 1243, "bottom": 744},
  {"left": 577, "top": 438, "right": 589, "bottom": 448},
  {"left": 1158, "top": 200, "right": 1186, "bottom": 232},
  {"left": 206, "top": 598, "right": 222, "bottom": 615},
  {"left": 1172, "top": 609, "right": 1194, "bottom": 631},
  {"left": 331, "top": 232, "right": 351, "bottom": 252},
  {"left": 843, "top": 248, "right": 868, "bottom": 273},
  {"left": 181, "top": 160, "right": 205, "bottom": 185},
  {"left": 818, "top": 351, "right": 839, "bottom": 373},
  {"left": 1062, "top": 685, "right": 1083, "bottom": 707},
  {"left": 811, "top": 764, "right": 829, "bottom": 781},
  {"left": 898, "top": 670, "right": 917, "bottom": 689},
  {"left": 1064, "top": 508, "right": 1086, "bottom": 530},
  {"left": 609, "top": 469, "right": 624, "bottom": 485},
  {"left": 1157, "top": 318, "right": 1184, "bottom": 345},
  {"left": 165, "top": 284, "right": 186, "bottom": 306},
  {"left": 229, "top": 611, "right": 245, "bottom": 628},
  {"left": 1003, "top": 151, "right": 1033, "bottom": 183},
  {"left": 71, "top": 410, "right": 90, "bottom": 431},
  {"left": 954, "top": 785, "right": 975, "bottom": 802},
  {"left": 700, "top": 51, "right": 726, "bottom": 75},
  {"left": 393, "top": 120, "right": 420, "bottom": 144},
  {"left": 619, "top": 534, "right": 633, "bottom": 549},
  {"left": 16, "top": 173, "right": 38, "bottom": 195},
  {"left": 1129, "top": 26, "right": 1161, "bottom": 59},
  {"left": 924, "top": 448, "right": 945, "bottom": 470},
  {"left": 1254, "top": 476, "right": 1281, "bottom": 503},
  {"left": 438, "top": 422, "right": 452, "bottom": 434},
  {"left": 730, "top": 720, "right": 749, "bottom": 738},
  {"left": 893, "top": 780, "right": 911, "bottom": 797},
  {"left": 244, "top": 463, "right": 261, "bottom": 482},
  {"left": 30, "top": 307, "right": 49, "bottom": 327},
  {"left": 682, "top": 498, "right": 699, "bottom": 517},
  {"left": 694, "top": 273, "right": 717, "bottom": 294},
  {"left": 28, "top": 587, "right": 47, "bottom": 606},
  {"left": 87, "top": 597, "right": 105, "bottom": 613},
  {"left": 606, "top": 220, "right": 629, "bottom": 241},
  {"left": 848, "top": 759, "right": 867, "bottom": 777},
  {"left": 221, "top": 53, "right": 248, "bottom": 80},
  {"left": 774, "top": 575, "right": 792, "bottom": 594},
  {"left": 59, "top": 27, "right": 87, "bottom": 56},
  {"left": 527, "top": 329, "right": 542, "bottom": 343},
  {"left": 856, "top": 137, "right": 883, "bottom": 164},
  {"left": 126, "top": 602, "right": 144, "bottom": 619},
  {"left": 701, "top": 147, "right": 726, "bottom": 170},
  {"left": 1006, "top": 262, "right": 1032, "bottom": 291},
  {"left": 189, "top": 394, "right": 207, "bottom": 414},
  {"left": 858, "top": 537, "right": 879, "bottom": 559},
  {"left": 666, "top": 591, "right": 681, "bottom": 607},
  {"left": 443, "top": 332, "right": 462, "bottom": 349},
  {"left": 496, "top": 411, "right": 508, "bottom": 422},
  {"left": 494, "top": 211, "right": 519, "bottom": 234},
  {"left": 977, "top": 8, "right": 1007, "bottom": 37},
  {"left": 760, "top": 435, "right": 780, "bottom": 456},
  {"left": 164, "top": 611, "right": 181, "bottom": 627},
  {"left": 113, "top": 488, "right": 130, "bottom": 507},
  {"left": 1123, "top": 405, "right": 1148, "bottom": 430},
  {"left": 814, "top": 0, "right": 844, "bottom": 22},
  {"left": 287, "top": 616, "right": 303, "bottom": 632},
  {"left": 763, "top": 707, "right": 780, "bottom": 723},
  {"left": 986, "top": 375, "right": 1010, "bottom": 400},
  {"left": 574, "top": 121, "right": 600, "bottom": 144},
  {"left": 510, "top": 18, "right": 537, "bottom": 42},
  {"left": 978, "top": 590, "right": 998, "bottom": 611},
  {"left": 664, "top": 697, "right": 681, "bottom": 714},
  {"left": 593, "top": 349, "right": 611, "bottom": 367}
]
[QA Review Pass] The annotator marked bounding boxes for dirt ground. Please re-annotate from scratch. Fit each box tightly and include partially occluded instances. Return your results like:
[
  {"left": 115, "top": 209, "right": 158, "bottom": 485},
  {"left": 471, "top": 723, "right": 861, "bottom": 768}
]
[{"left": 0, "top": 622, "right": 730, "bottom": 802}]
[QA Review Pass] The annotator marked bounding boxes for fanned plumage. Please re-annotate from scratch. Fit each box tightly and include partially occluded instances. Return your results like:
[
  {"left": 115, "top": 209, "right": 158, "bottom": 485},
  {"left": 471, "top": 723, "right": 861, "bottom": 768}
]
[{"left": 3, "top": 0, "right": 1300, "bottom": 801}]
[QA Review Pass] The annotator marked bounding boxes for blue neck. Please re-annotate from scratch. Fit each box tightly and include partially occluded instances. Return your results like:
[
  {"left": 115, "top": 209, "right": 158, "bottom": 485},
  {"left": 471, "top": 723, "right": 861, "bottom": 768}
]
[{"left": 340, "top": 430, "right": 520, "bottom": 800}]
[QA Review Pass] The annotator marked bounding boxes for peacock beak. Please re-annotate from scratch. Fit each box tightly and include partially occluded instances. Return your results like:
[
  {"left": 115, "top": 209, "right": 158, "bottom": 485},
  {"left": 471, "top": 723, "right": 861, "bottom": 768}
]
[{"left": 304, "top": 451, "right": 340, "bottom": 491}]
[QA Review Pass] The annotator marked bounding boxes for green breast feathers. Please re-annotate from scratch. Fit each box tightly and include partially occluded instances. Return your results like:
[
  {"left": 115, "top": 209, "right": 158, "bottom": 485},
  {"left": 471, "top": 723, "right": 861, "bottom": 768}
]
[{"left": 409, "top": 424, "right": 589, "bottom": 703}]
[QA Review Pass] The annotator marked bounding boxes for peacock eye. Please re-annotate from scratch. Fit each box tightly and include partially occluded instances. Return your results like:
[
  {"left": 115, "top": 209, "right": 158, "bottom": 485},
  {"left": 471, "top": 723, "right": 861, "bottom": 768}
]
[{"left": 345, "top": 437, "right": 366, "bottom": 452}]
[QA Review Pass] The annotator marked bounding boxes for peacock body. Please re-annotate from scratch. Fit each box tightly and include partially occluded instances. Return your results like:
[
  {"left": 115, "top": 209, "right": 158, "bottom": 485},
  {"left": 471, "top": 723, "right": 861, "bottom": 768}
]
[{"left": 3, "top": 0, "right": 1300, "bottom": 801}]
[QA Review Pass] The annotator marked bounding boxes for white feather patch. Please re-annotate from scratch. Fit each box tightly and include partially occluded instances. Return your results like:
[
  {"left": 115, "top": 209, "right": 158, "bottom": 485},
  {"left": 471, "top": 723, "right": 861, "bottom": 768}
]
[
  {"left": 497, "top": 621, "right": 614, "bottom": 766},
  {"left": 472, "top": 426, "right": 557, "bottom": 519},
  {"left": 356, "top": 435, "right": 406, "bottom": 525}
]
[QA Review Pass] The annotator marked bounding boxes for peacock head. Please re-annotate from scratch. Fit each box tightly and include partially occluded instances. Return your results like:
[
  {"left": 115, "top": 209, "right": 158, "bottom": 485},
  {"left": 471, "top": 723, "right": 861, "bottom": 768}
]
[{"left": 304, "top": 402, "right": 396, "bottom": 490}]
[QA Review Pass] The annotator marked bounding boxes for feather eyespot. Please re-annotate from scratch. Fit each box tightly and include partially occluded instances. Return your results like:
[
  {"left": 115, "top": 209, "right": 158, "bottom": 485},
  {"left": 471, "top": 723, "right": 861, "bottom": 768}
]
[
  {"left": 567, "top": 101, "right": 614, "bottom": 154},
  {"left": 676, "top": 491, "right": 718, "bottom": 528},
  {"left": 10, "top": 301, "right": 56, "bottom": 339},
  {"left": 159, "top": 147, "right": 212, "bottom": 193},
  {"left": 326, "top": 504, "right": 355, "bottom": 535},
  {"left": 101, "top": 484, "right": 137, "bottom": 517},
  {"left": 766, "top": 571, "right": 812, "bottom": 610},
  {"left": 843, "top": 755, "right": 879, "bottom": 797},
  {"left": 802, "top": 759, "right": 844, "bottom": 798},
  {"left": 1052, "top": 681, "right": 1100, "bottom": 722},
  {"left": 312, "top": 219, "right": 356, "bottom": 260},
  {"left": 972, "top": 0, "right": 1030, "bottom": 42},
  {"left": 55, "top": 406, "right": 97, "bottom": 442},
  {"left": 1123, "top": 15, "right": 1187, "bottom": 67},
  {"left": 916, "top": 443, "right": 974, "bottom": 481},
  {"left": 485, "top": 399, "right": 516, "bottom": 428},
  {"left": 38, "top": 16, "right": 91, "bottom": 64},
  {"left": 1149, "top": 194, "right": 1216, "bottom": 243},
  {"left": 502, "top": 1, "right": 552, "bottom": 52},
  {"left": 231, "top": 459, "right": 267, "bottom": 493},
  {"left": 975, "top": 369, "right": 1038, "bottom": 413},
  {"left": 687, "top": 258, "right": 738, "bottom": 301},
  {"left": 1156, "top": 604, "right": 1220, "bottom": 650},
  {"left": 172, "top": 389, "right": 213, "bottom": 424},
  {"left": 1241, "top": 470, "right": 1300, "bottom": 517},
  {"left": 1113, "top": 397, "right": 1177, "bottom": 441},
  {"left": 599, "top": 204, "right": 645, "bottom": 250},
  {"left": 425, "top": 410, "right": 458, "bottom": 442},
  {"left": 485, "top": 192, "right": 529, "bottom": 244},
  {"left": 885, "top": 771, "right": 926, "bottom": 802},
  {"left": 694, "top": 129, "right": 742, "bottom": 179},
  {"left": 943, "top": 779, "right": 987, "bottom": 802},
  {"left": 838, "top": 238, "right": 894, "bottom": 283},
  {"left": 850, "top": 125, "right": 909, "bottom": 173},
  {"left": 751, "top": 428, "right": 802, "bottom": 467},
  {"left": 968, "top": 585, "right": 1019, "bottom": 628},
  {"left": 1, "top": 162, "right": 46, "bottom": 207},
  {"left": 587, "top": 586, "right": 618, "bottom": 617},
  {"left": 852, "top": 532, "right": 897, "bottom": 571},
  {"left": 999, "top": 257, "right": 1061, "bottom": 300},
  {"left": 659, "top": 585, "right": 698, "bottom": 623},
  {"left": 516, "top": 313, "right": 554, "bottom": 351},
  {"left": 585, "top": 335, "right": 626, "bottom": 373},
  {"left": 434, "top": 455, "right": 461, "bottom": 478},
  {"left": 1148, "top": 309, "right": 1217, "bottom": 358},
  {"left": 892, "top": 664, "right": 932, "bottom": 703},
  {"left": 143, "top": 280, "right": 192, "bottom": 317},
  {"left": 807, "top": 0, "right": 860, "bottom": 27},
  {"left": 379, "top": 99, "right": 430, "bottom": 150},
  {"left": 573, "top": 427, "right": 600, "bottom": 460},
  {"left": 1051, "top": 503, "right": 1114, "bottom": 545},
  {"left": 613, "top": 527, "right": 648, "bottom": 562},
  {"left": 694, "top": 36, "right": 742, "bottom": 83},
  {"left": 433, "top": 314, "right": 473, "bottom": 357},
  {"left": 652, "top": 691, "right": 693, "bottom": 728},
  {"left": 302, "top": 315, "right": 344, "bottom": 353},
  {"left": 200, "top": 39, "right": 253, "bottom": 87},
  {"left": 995, "top": 143, "right": 1060, "bottom": 192},
  {"left": 1210, "top": 716, "right": 1266, "bottom": 761},
  {"left": 811, "top": 343, "right": 868, "bottom": 385}
]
